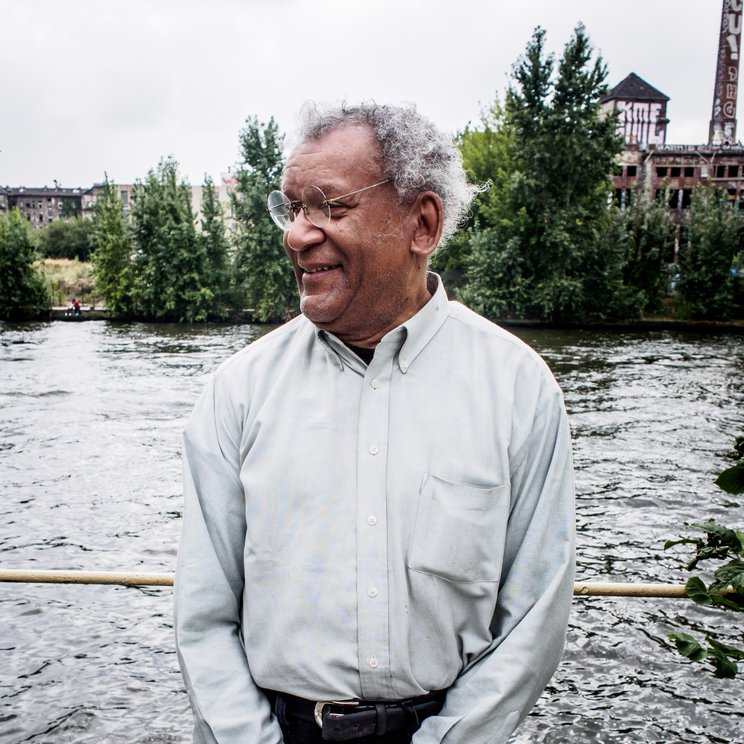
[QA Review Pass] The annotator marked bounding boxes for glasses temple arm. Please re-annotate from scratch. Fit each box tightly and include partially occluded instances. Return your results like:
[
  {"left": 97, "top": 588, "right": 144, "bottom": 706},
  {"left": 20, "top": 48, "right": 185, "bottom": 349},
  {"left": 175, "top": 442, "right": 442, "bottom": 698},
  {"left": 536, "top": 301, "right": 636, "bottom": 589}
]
[{"left": 329, "top": 178, "right": 392, "bottom": 202}]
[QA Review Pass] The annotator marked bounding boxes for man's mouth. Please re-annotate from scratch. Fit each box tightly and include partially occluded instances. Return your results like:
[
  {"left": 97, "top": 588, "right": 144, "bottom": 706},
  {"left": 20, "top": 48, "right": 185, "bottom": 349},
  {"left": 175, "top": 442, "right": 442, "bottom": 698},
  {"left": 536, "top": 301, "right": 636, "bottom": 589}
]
[{"left": 302, "top": 265, "right": 341, "bottom": 274}]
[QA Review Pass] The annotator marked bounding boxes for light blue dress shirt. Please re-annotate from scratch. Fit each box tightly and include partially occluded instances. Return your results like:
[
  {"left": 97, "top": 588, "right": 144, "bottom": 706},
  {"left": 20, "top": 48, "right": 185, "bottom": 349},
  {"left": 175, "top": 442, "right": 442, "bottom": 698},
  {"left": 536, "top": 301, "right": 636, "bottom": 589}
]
[{"left": 175, "top": 276, "right": 575, "bottom": 743}]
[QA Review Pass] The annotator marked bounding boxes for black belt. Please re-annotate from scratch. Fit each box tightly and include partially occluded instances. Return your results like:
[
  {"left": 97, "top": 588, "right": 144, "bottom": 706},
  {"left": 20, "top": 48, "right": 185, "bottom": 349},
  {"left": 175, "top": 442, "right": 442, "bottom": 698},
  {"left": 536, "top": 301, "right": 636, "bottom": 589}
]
[{"left": 264, "top": 689, "right": 446, "bottom": 742}]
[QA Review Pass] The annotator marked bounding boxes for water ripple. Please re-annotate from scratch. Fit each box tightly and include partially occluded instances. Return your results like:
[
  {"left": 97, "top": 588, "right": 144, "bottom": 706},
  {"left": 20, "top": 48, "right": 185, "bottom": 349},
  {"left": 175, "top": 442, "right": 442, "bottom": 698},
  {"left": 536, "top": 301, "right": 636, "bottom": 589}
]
[{"left": 1, "top": 321, "right": 742, "bottom": 742}]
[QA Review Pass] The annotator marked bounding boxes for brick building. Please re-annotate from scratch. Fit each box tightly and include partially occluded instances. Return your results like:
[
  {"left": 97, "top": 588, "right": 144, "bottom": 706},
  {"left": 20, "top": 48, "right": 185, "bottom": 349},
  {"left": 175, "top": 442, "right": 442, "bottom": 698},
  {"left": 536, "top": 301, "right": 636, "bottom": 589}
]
[
  {"left": 1, "top": 186, "right": 87, "bottom": 228},
  {"left": 604, "top": 0, "right": 744, "bottom": 213},
  {"left": 602, "top": 72, "right": 744, "bottom": 212},
  {"left": 0, "top": 180, "right": 230, "bottom": 230}
]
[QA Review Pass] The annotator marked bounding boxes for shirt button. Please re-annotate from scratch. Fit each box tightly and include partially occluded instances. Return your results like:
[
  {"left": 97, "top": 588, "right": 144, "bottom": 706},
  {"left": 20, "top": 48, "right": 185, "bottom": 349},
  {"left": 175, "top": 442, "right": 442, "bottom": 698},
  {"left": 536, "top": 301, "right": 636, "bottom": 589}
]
[
  {"left": 367, "top": 586, "right": 378, "bottom": 598},
  {"left": 367, "top": 514, "right": 377, "bottom": 526},
  {"left": 371, "top": 379, "right": 380, "bottom": 389},
  {"left": 368, "top": 657, "right": 378, "bottom": 669},
  {"left": 369, "top": 445, "right": 379, "bottom": 455},
  {"left": 401, "top": 358, "right": 409, "bottom": 369}
]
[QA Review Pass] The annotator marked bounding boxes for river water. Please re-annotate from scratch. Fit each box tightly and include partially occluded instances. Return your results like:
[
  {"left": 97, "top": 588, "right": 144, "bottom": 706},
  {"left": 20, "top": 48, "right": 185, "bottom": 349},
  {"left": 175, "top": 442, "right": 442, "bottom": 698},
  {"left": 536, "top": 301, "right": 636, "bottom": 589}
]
[{"left": 1, "top": 320, "right": 742, "bottom": 743}]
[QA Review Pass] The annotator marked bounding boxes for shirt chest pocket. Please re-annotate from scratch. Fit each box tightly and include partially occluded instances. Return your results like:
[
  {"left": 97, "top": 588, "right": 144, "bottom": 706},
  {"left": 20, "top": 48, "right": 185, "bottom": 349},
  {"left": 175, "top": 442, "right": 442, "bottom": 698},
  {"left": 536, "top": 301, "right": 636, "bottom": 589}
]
[{"left": 407, "top": 473, "right": 509, "bottom": 583}]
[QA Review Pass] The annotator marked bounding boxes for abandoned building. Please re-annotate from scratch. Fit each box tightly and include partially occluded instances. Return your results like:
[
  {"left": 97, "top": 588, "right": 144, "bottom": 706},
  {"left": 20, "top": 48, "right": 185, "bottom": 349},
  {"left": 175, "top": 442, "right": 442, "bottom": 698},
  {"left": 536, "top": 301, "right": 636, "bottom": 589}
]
[
  {"left": 0, "top": 184, "right": 135, "bottom": 229},
  {"left": 603, "top": 0, "right": 744, "bottom": 211},
  {"left": 0, "top": 180, "right": 234, "bottom": 231}
]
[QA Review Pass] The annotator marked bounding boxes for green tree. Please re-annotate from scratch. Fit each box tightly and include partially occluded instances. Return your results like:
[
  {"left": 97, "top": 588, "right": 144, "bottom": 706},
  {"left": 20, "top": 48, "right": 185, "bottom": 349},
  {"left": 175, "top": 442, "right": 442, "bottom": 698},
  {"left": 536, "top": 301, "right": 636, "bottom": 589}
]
[
  {"left": 431, "top": 98, "right": 513, "bottom": 284},
  {"left": 0, "top": 209, "right": 49, "bottom": 319},
  {"left": 676, "top": 184, "right": 743, "bottom": 320},
  {"left": 232, "top": 116, "right": 298, "bottom": 322},
  {"left": 131, "top": 157, "right": 212, "bottom": 322},
  {"left": 39, "top": 217, "right": 95, "bottom": 261},
  {"left": 91, "top": 178, "right": 136, "bottom": 318},
  {"left": 198, "top": 174, "right": 232, "bottom": 319},
  {"left": 612, "top": 186, "right": 676, "bottom": 315},
  {"left": 460, "top": 25, "right": 634, "bottom": 322},
  {"left": 733, "top": 249, "right": 744, "bottom": 317},
  {"left": 59, "top": 196, "right": 82, "bottom": 219}
]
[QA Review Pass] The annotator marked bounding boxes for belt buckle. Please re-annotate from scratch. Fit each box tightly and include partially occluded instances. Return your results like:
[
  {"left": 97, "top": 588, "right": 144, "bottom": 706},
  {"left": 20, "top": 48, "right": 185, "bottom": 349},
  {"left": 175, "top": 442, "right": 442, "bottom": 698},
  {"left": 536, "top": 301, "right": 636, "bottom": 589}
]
[{"left": 313, "top": 699, "right": 359, "bottom": 728}]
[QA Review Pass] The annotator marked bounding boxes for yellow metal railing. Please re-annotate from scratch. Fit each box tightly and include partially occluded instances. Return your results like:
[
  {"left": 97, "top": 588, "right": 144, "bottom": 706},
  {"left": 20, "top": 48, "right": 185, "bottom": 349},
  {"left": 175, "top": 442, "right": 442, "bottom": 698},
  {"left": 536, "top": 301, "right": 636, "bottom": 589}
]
[{"left": 0, "top": 569, "right": 696, "bottom": 597}]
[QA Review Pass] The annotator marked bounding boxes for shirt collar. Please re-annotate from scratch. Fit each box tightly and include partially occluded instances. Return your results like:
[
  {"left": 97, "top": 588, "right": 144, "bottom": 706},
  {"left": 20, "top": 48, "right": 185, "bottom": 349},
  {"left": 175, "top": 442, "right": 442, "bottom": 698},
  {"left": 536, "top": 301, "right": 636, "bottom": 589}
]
[{"left": 315, "top": 272, "right": 449, "bottom": 374}]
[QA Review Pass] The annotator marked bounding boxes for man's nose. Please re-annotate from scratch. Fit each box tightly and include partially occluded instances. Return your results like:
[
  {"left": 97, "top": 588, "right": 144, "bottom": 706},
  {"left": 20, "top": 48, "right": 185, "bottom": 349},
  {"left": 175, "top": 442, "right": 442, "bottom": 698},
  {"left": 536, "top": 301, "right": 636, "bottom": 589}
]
[{"left": 284, "top": 209, "right": 324, "bottom": 252}]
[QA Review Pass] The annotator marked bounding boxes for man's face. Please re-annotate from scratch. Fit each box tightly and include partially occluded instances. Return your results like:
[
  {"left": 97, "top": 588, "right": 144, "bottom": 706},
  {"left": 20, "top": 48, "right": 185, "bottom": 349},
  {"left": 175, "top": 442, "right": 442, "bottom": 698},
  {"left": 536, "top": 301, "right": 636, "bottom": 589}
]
[{"left": 281, "top": 125, "right": 425, "bottom": 345}]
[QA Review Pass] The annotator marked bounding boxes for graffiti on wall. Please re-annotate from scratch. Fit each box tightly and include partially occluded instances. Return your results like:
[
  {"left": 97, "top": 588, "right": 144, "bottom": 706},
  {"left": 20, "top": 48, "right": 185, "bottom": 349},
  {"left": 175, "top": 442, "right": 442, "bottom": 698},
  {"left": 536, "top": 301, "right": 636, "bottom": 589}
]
[{"left": 711, "top": 0, "right": 743, "bottom": 145}]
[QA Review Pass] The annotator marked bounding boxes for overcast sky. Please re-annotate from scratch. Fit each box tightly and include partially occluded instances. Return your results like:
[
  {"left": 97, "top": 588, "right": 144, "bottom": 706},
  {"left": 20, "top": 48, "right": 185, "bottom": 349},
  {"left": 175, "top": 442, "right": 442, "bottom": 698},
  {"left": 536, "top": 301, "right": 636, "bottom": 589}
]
[{"left": 0, "top": 0, "right": 725, "bottom": 188}]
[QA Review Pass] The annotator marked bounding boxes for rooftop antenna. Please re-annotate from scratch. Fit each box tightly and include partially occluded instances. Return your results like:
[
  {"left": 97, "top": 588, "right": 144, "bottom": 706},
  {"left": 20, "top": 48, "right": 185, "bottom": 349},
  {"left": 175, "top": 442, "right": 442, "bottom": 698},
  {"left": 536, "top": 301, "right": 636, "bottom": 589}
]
[{"left": 709, "top": 0, "right": 743, "bottom": 145}]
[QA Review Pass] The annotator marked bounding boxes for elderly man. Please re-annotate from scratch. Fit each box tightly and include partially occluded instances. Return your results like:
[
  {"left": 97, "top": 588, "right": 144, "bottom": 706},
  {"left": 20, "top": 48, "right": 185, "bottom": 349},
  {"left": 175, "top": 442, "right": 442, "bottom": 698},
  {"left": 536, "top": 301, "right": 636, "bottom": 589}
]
[{"left": 175, "top": 103, "right": 575, "bottom": 744}]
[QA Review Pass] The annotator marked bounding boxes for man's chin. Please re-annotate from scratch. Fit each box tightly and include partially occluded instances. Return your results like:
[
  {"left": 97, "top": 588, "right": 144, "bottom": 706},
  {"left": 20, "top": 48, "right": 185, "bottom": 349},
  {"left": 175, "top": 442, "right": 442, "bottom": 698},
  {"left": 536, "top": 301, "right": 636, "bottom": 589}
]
[{"left": 300, "top": 296, "right": 340, "bottom": 326}]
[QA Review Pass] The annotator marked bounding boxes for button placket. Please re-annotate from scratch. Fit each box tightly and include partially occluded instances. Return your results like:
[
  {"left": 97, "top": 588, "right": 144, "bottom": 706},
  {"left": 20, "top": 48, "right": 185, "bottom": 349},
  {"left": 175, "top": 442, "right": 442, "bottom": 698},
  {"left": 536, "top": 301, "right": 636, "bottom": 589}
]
[{"left": 355, "top": 354, "right": 394, "bottom": 697}]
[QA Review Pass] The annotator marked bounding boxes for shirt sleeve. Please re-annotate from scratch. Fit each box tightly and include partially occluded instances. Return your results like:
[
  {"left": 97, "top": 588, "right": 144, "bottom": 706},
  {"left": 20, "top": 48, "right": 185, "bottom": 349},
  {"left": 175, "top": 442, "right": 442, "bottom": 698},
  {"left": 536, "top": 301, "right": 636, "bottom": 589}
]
[
  {"left": 412, "top": 384, "right": 576, "bottom": 744},
  {"left": 174, "top": 377, "right": 284, "bottom": 744}
]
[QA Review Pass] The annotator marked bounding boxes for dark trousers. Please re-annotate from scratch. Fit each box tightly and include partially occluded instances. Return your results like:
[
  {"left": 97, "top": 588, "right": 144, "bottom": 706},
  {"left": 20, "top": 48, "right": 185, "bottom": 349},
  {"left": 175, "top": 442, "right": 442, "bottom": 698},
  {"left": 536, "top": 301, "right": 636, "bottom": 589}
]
[
  {"left": 278, "top": 714, "right": 413, "bottom": 744},
  {"left": 269, "top": 691, "right": 437, "bottom": 743}
]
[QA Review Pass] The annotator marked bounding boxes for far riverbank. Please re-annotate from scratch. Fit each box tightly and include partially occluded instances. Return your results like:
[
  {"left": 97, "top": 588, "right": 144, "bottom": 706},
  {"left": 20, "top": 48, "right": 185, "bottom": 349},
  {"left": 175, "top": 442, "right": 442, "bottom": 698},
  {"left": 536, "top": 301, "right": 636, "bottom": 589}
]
[{"left": 45, "top": 306, "right": 744, "bottom": 334}]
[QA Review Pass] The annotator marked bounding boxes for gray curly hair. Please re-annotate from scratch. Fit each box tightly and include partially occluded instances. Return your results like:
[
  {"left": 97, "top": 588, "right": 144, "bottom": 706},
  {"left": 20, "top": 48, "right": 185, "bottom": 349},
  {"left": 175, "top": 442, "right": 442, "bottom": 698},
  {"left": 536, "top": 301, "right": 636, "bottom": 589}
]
[{"left": 289, "top": 101, "right": 479, "bottom": 247}]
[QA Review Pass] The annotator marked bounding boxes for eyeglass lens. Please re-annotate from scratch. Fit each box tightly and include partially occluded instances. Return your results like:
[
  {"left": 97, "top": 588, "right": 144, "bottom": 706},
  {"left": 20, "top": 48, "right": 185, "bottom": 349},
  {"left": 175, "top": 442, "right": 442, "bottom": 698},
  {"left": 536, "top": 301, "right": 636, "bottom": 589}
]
[{"left": 267, "top": 186, "right": 331, "bottom": 231}]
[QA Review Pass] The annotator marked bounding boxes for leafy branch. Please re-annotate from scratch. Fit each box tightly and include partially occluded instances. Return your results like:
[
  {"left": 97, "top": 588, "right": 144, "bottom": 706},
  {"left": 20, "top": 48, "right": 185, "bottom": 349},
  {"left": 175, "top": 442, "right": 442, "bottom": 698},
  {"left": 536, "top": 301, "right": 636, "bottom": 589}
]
[{"left": 664, "top": 436, "right": 744, "bottom": 678}]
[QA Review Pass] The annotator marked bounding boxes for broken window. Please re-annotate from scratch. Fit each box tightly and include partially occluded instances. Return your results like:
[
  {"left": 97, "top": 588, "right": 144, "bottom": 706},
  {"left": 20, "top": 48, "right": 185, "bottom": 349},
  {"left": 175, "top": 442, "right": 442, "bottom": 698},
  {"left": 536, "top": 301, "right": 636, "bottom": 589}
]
[
  {"left": 626, "top": 165, "right": 637, "bottom": 177},
  {"left": 684, "top": 167, "right": 695, "bottom": 177},
  {"left": 656, "top": 167, "right": 668, "bottom": 177},
  {"left": 716, "top": 164, "right": 726, "bottom": 177},
  {"left": 728, "top": 165, "right": 740, "bottom": 178},
  {"left": 670, "top": 167, "right": 681, "bottom": 177},
  {"left": 613, "top": 188, "right": 633, "bottom": 208}
]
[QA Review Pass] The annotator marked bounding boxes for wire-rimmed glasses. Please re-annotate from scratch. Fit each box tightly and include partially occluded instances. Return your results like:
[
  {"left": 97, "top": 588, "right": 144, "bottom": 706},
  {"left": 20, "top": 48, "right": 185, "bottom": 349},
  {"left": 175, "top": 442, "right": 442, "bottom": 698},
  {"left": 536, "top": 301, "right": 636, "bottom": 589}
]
[{"left": 267, "top": 179, "right": 391, "bottom": 231}]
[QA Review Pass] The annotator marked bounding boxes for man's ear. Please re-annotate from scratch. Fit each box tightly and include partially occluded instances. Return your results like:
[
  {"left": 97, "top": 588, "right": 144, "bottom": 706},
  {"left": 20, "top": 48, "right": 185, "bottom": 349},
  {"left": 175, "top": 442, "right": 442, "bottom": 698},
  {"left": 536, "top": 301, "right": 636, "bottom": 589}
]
[{"left": 410, "top": 192, "right": 443, "bottom": 259}]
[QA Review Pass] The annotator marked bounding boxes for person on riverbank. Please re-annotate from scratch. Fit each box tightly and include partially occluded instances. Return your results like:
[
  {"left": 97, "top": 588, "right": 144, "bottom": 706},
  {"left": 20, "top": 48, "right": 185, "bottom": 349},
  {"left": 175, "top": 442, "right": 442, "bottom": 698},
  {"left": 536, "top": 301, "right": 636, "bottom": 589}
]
[{"left": 175, "top": 102, "right": 576, "bottom": 744}]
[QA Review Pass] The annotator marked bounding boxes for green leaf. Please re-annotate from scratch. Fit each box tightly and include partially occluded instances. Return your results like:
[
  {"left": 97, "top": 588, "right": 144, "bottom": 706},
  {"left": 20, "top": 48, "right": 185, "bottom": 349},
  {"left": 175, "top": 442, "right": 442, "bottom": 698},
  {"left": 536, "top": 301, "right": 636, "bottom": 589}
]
[
  {"left": 688, "top": 545, "right": 731, "bottom": 570},
  {"left": 713, "top": 560, "right": 744, "bottom": 592},
  {"left": 669, "top": 632, "right": 707, "bottom": 662},
  {"left": 664, "top": 537, "right": 702, "bottom": 551},
  {"left": 707, "top": 592, "right": 744, "bottom": 612},
  {"left": 733, "top": 436, "right": 744, "bottom": 458},
  {"left": 707, "top": 636, "right": 744, "bottom": 661},
  {"left": 715, "top": 460, "right": 744, "bottom": 495},
  {"left": 706, "top": 645, "right": 738, "bottom": 678},
  {"left": 685, "top": 576, "right": 712, "bottom": 606},
  {"left": 689, "top": 520, "right": 740, "bottom": 548},
  {"left": 684, "top": 520, "right": 742, "bottom": 568}
]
